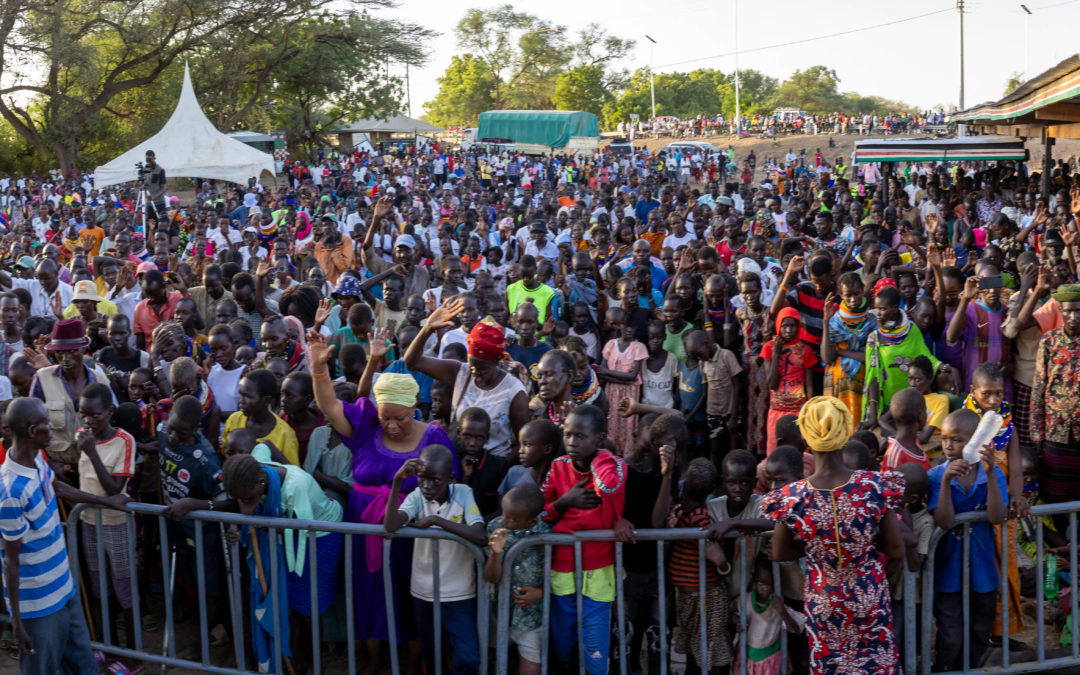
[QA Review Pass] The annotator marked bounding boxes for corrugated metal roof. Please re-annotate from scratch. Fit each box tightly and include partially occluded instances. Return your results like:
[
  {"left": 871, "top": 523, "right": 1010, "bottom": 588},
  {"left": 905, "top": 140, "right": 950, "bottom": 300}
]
[{"left": 337, "top": 115, "right": 442, "bottom": 134}]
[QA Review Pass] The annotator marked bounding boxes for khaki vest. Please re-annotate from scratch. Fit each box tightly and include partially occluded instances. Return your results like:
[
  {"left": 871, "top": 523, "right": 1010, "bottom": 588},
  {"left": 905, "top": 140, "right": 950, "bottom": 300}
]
[{"left": 37, "top": 364, "right": 110, "bottom": 465}]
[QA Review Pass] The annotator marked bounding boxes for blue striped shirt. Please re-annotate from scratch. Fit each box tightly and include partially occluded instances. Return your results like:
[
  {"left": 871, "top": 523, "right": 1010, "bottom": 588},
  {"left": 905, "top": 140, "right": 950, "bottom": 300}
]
[{"left": 0, "top": 453, "right": 75, "bottom": 618}]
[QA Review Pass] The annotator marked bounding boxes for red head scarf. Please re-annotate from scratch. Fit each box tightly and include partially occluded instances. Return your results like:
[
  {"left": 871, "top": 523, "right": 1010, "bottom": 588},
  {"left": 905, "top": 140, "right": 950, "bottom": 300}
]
[
  {"left": 873, "top": 277, "right": 897, "bottom": 296},
  {"left": 467, "top": 317, "right": 506, "bottom": 361},
  {"left": 775, "top": 306, "right": 802, "bottom": 345}
]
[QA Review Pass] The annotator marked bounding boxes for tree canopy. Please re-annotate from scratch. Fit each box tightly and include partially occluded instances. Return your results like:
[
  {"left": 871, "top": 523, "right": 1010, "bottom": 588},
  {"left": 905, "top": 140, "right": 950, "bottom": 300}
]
[{"left": 0, "top": 0, "right": 430, "bottom": 172}]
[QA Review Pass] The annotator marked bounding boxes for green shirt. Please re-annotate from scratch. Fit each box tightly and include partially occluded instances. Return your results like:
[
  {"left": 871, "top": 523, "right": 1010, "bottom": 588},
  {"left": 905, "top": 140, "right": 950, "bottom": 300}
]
[
  {"left": 506, "top": 281, "right": 556, "bottom": 323},
  {"left": 663, "top": 322, "right": 692, "bottom": 361}
]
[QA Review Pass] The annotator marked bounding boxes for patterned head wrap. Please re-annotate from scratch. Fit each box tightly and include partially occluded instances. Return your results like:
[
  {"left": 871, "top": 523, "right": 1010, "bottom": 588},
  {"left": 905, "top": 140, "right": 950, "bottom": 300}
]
[{"left": 467, "top": 316, "right": 506, "bottom": 361}]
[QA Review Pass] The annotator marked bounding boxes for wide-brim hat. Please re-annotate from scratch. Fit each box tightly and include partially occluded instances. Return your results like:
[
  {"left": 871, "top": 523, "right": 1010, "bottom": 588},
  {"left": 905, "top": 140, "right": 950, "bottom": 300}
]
[
  {"left": 45, "top": 318, "right": 90, "bottom": 351},
  {"left": 72, "top": 280, "right": 102, "bottom": 303}
]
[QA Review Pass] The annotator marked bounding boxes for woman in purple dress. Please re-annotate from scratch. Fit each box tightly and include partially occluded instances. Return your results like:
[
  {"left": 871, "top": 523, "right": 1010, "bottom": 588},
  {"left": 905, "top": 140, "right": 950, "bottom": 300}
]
[{"left": 309, "top": 330, "right": 455, "bottom": 674}]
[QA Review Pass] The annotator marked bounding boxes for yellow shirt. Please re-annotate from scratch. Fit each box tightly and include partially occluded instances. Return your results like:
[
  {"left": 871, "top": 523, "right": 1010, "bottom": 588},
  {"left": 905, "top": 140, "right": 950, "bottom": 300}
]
[
  {"left": 222, "top": 412, "right": 300, "bottom": 465},
  {"left": 63, "top": 299, "right": 118, "bottom": 319},
  {"left": 925, "top": 392, "right": 949, "bottom": 432}
]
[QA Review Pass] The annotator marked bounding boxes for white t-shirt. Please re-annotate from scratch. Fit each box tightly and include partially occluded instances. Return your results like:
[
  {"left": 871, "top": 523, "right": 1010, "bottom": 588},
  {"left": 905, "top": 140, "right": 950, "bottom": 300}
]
[
  {"left": 663, "top": 231, "right": 697, "bottom": 250},
  {"left": 400, "top": 484, "right": 483, "bottom": 601},
  {"left": 208, "top": 363, "right": 245, "bottom": 416}
]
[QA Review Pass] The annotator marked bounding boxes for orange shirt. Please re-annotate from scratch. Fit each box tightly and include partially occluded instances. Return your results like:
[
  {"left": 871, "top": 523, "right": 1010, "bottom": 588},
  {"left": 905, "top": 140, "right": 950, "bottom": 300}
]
[
  {"left": 314, "top": 235, "right": 355, "bottom": 285},
  {"left": 642, "top": 231, "right": 666, "bottom": 256}
]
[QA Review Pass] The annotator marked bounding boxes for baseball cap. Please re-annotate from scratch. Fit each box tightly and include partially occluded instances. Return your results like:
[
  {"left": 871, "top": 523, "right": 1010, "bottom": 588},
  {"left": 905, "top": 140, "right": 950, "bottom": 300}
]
[
  {"left": 14, "top": 256, "right": 35, "bottom": 270},
  {"left": 136, "top": 261, "right": 158, "bottom": 276},
  {"left": 394, "top": 235, "right": 416, "bottom": 249}
]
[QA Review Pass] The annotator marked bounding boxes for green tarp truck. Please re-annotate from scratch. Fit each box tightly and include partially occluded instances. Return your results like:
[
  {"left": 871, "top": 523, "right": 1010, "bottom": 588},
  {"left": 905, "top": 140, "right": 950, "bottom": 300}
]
[{"left": 475, "top": 110, "right": 600, "bottom": 154}]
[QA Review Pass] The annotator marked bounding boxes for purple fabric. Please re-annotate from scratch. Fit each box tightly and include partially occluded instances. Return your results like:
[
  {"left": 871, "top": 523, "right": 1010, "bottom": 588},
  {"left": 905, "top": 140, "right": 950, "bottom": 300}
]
[{"left": 340, "top": 397, "right": 455, "bottom": 643}]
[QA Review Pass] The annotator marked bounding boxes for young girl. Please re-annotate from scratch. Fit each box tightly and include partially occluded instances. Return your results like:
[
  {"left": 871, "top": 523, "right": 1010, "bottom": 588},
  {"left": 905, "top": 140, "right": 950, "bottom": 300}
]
[
  {"left": 760, "top": 307, "right": 817, "bottom": 454},
  {"left": 641, "top": 320, "right": 678, "bottom": 408},
  {"left": 206, "top": 324, "right": 244, "bottom": 424},
  {"left": 598, "top": 306, "right": 647, "bottom": 454},
  {"left": 740, "top": 556, "right": 803, "bottom": 675},
  {"left": 822, "top": 272, "right": 875, "bottom": 424},
  {"left": 733, "top": 272, "right": 772, "bottom": 455}
]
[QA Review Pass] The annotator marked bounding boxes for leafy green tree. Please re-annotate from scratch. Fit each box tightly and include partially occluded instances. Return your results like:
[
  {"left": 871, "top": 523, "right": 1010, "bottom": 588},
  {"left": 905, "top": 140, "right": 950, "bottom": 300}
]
[
  {"left": 770, "top": 66, "right": 843, "bottom": 113},
  {"left": 553, "top": 65, "right": 609, "bottom": 117},
  {"left": 0, "top": 0, "right": 427, "bottom": 172},
  {"left": 423, "top": 55, "right": 496, "bottom": 128},
  {"left": 1004, "top": 72, "right": 1024, "bottom": 96}
]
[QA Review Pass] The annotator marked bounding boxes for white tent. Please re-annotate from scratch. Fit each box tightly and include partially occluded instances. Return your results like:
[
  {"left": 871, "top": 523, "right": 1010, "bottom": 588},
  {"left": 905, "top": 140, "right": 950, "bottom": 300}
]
[{"left": 94, "top": 64, "right": 276, "bottom": 188}]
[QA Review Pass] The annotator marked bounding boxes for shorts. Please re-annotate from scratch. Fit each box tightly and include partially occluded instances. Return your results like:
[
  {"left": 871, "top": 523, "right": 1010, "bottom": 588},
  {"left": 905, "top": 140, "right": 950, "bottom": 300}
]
[{"left": 511, "top": 625, "right": 542, "bottom": 664}]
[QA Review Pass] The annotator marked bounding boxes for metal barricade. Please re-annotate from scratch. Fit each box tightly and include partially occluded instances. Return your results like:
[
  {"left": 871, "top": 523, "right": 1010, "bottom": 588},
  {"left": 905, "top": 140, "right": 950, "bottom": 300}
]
[
  {"left": 67, "top": 502, "right": 490, "bottom": 675},
  {"left": 65, "top": 500, "right": 1080, "bottom": 674}
]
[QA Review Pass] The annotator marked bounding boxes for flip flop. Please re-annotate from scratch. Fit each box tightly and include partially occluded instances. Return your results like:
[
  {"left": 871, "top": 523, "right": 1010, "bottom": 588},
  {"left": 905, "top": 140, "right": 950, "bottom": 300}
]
[{"left": 106, "top": 661, "right": 143, "bottom": 675}]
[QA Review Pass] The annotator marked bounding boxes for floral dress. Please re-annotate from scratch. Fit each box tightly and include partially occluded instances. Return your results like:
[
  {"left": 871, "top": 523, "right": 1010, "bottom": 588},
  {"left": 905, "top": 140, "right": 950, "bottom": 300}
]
[{"left": 761, "top": 470, "right": 903, "bottom": 674}]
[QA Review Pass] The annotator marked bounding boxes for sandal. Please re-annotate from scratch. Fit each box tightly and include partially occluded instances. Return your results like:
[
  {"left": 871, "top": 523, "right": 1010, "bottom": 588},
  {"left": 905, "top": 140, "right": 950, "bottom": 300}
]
[
  {"left": 106, "top": 661, "right": 143, "bottom": 675},
  {"left": 94, "top": 651, "right": 117, "bottom": 667}
]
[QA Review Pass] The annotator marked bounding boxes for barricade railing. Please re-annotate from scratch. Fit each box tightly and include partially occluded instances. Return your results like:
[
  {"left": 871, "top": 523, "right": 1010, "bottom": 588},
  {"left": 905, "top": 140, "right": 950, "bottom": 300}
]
[{"left": 64, "top": 500, "right": 1080, "bottom": 675}]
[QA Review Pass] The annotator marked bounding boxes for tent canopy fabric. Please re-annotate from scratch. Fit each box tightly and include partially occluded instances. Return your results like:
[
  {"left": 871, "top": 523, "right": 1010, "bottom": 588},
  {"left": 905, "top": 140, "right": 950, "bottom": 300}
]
[
  {"left": 477, "top": 110, "right": 599, "bottom": 148},
  {"left": 853, "top": 136, "right": 1028, "bottom": 163},
  {"left": 94, "top": 64, "right": 276, "bottom": 188},
  {"left": 337, "top": 115, "right": 442, "bottom": 135}
]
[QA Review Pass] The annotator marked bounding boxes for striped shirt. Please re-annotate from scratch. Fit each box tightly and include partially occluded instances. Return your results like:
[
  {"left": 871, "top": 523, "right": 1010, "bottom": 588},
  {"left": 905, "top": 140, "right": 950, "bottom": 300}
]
[
  {"left": 0, "top": 452, "right": 75, "bottom": 618},
  {"left": 668, "top": 505, "right": 720, "bottom": 588},
  {"left": 881, "top": 437, "right": 931, "bottom": 473},
  {"left": 785, "top": 282, "right": 830, "bottom": 360}
]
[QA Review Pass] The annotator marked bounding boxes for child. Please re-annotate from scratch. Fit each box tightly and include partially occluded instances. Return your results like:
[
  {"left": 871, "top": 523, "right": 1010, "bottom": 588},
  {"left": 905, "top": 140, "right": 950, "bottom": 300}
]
[
  {"left": 428, "top": 379, "right": 453, "bottom": 429},
  {"left": 221, "top": 368, "right": 300, "bottom": 465},
  {"left": 331, "top": 303, "right": 373, "bottom": 354},
  {"left": 336, "top": 343, "right": 367, "bottom": 386},
  {"left": 661, "top": 295, "right": 691, "bottom": 361},
  {"left": 677, "top": 335, "right": 708, "bottom": 453},
  {"left": 760, "top": 307, "right": 817, "bottom": 454},
  {"left": 96, "top": 314, "right": 151, "bottom": 401},
  {"left": 568, "top": 301, "right": 600, "bottom": 362},
  {"left": 456, "top": 407, "right": 507, "bottom": 520},
  {"left": 708, "top": 450, "right": 773, "bottom": 607},
  {"left": 964, "top": 362, "right": 1024, "bottom": 645},
  {"left": 878, "top": 355, "right": 948, "bottom": 455},
  {"left": 507, "top": 255, "right": 555, "bottom": 323},
  {"left": 842, "top": 439, "right": 872, "bottom": 470},
  {"left": 667, "top": 458, "right": 732, "bottom": 673},
  {"left": 889, "top": 462, "right": 933, "bottom": 648},
  {"left": 598, "top": 306, "right": 647, "bottom": 454},
  {"left": 928, "top": 408, "right": 1007, "bottom": 671},
  {"left": 507, "top": 302, "right": 552, "bottom": 386},
  {"left": 75, "top": 384, "right": 139, "bottom": 665},
  {"left": 880, "top": 387, "right": 930, "bottom": 472},
  {"left": 821, "top": 272, "right": 875, "bottom": 423},
  {"left": 384, "top": 444, "right": 486, "bottom": 675},
  {"left": 206, "top": 324, "right": 244, "bottom": 422},
  {"left": 641, "top": 320, "right": 678, "bottom": 409},
  {"left": 738, "top": 555, "right": 803, "bottom": 675},
  {"left": 685, "top": 328, "right": 744, "bottom": 468},
  {"left": 484, "top": 484, "right": 552, "bottom": 675},
  {"left": 500, "top": 419, "right": 561, "bottom": 494},
  {"left": 540, "top": 405, "right": 625, "bottom": 675}
]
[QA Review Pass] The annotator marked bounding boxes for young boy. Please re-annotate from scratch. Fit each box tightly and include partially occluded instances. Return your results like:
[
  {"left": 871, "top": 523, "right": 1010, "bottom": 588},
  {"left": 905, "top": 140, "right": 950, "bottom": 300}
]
[
  {"left": 707, "top": 450, "right": 773, "bottom": 607},
  {"left": 384, "top": 444, "right": 486, "bottom": 675},
  {"left": 684, "top": 329, "right": 743, "bottom": 468},
  {"left": 507, "top": 255, "right": 555, "bottom": 323},
  {"left": 507, "top": 302, "right": 552, "bottom": 386},
  {"left": 484, "top": 484, "right": 552, "bottom": 675},
  {"left": 75, "top": 384, "right": 139, "bottom": 662},
  {"left": 331, "top": 303, "right": 374, "bottom": 354},
  {"left": 661, "top": 296, "right": 692, "bottom": 361},
  {"left": 541, "top": 405, "right": 625, "bottom": 675},
  {"left": 880, "top": 387, "right": 930, "bottom": 472},
  {"left": 889, "top": 462, "right": 933, "bottom": 648},
  {"left": 456, "top": 407, "right": 507, "bottom": 520},
  {"left": 928, "top": 408, "right": 1007, "bottom": 671},
  {"left": 428, "top": 380, "right": 453, "bottom": 429},
  {"left": 96, "top": 314, "right": 151, "bottom": 401},
  {"left": 0, "top": 397, "right": 130, "bottom": 672}
]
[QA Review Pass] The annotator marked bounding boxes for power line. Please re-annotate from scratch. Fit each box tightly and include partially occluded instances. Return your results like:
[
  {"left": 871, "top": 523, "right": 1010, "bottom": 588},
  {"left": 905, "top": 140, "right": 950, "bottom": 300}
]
[{"left": 654, "top": 7, "right": 953, "bottom": 70}]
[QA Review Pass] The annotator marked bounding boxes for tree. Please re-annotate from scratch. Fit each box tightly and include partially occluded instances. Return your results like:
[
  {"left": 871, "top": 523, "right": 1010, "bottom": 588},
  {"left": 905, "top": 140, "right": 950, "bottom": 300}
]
[
  {"left": 423, "top": 55, "right": 496, "bottom": 128},
  {"left": 553, "top": 65, "right": 609, "bottom": 117},
  {"left": 771, "top": 66, "right": 843, "bottom": 113},
  {"left": 717, "top": 70, "right": 778, "bottom": 118},
  {"left": 1004, "top": 72, "right": 1024, "bottom": 96},
  {"left": 0, "top": 0, "right": 427, "bottom": 172}
]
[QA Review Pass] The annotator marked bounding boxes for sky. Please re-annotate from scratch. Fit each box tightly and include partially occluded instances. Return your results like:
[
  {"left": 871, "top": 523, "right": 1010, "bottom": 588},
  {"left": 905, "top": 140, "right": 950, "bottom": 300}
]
[{"left": 383, "top": 0, "right": 1080, "bottom": 117}]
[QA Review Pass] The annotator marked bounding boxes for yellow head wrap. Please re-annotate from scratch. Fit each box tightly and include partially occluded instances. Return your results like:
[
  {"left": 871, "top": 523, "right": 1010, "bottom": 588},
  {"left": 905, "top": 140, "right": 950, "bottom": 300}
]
[
  {"left": 796, "top": 396, "right": 851, "bottom": 453},
  {"left": 372, "top": 373, "right": 419, "bottom": 408}
]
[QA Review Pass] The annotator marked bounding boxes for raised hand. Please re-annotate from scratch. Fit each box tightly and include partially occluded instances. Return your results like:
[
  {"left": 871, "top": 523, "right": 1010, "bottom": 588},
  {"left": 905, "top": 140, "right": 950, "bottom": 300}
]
[
  {"left": 306, "top": 329, "right": 337, "bottom": 369},
  {"left": 50, "top": 290, "right": 63, "bottom": 319},
  {"left": 255, "top": 258, "right": 272, "bottom": 279},
  {"left": 925, "top": 212, "right": 939, "bottom": 235},
  {"left": 314, "top": 298, "right": 333, "bottom": 327},
  {"left": 1071, "top": 185, "right": 1080, "bottom": 215},
  {"left": 373, "top": 196, "right": 394, "bottom": 220},
  {"left": 659, "top": 443, "right": 674, "bottom": 476},
  {"left": 961, "top": 275, "right": 979, "bottom": 302},
  {"left": 426, "top": 297, "right": 465, "bottom": 331},
  {"left": 369, "top": 327, "right": 393, "bottom": 359}
]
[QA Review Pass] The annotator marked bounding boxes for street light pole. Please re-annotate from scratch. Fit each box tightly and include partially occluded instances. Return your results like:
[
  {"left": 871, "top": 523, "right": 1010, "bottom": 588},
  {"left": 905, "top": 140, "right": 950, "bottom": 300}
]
[
  {"left": 734, "top": 0, "right": 741, "bottom": 136},
  {"left": 645, "top": 35, "right": 657, "bottom": 123},
  {"left": 957, "top": 0, "right": 965, "bottom": 110},
  {"left": 1021, "top": 4, "right": 1032, "bottom": 79}
]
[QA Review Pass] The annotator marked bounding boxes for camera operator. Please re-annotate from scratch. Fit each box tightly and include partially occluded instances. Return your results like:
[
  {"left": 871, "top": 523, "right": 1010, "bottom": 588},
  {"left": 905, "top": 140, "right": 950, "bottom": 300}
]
[{"left": 140, "top": 149, "right": 167, "bottom": 225}]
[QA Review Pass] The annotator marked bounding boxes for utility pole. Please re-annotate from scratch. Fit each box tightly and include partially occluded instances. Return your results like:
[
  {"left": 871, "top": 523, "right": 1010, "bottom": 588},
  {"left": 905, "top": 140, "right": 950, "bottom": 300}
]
[
  {"left": 645, "top": 35, "right": 657, "bottom": 122},
  {"left": 734, "top": 0, "right": 741, "bottom": 136},
  {"left": 957, "top": 0, "right": 965, "bottom": 110},
  {"left": 1021, "top": 4, "right": 1032, "bottom": 79},
  {"left": 405, "top": 64, "right": 412, "bottom": 117}
]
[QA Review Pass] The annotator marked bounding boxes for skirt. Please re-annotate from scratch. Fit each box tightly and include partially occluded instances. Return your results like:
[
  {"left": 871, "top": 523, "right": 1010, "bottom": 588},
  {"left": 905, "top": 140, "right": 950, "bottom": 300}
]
[
  {"left": 1041, "top": 441, "right": 1080, "bottom": 503},
  {"left": 673, "top": 584, "right": 731, "bottom": 669},
  {"left": 286, "top": 531, "right": 344, "bottom": 618}
]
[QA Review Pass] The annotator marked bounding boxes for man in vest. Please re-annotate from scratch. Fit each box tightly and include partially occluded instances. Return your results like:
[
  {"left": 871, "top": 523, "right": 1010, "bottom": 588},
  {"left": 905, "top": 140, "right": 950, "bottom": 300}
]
[{"left": 28, "top": 319, "right": 112, "bottom": 466}]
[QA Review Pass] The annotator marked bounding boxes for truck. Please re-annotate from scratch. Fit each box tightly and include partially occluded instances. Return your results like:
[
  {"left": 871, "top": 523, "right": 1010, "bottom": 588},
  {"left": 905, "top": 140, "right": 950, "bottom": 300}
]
[{"left": 475, "top": 110, "right": 600, "bottom": 155}]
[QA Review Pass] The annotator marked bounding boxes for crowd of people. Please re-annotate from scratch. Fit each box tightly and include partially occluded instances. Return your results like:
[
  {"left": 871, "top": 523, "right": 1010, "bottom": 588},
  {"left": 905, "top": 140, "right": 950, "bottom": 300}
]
[
  {"left": 0, "top": 138, "right": 1078, "bottom": 675},
  {"left": 619, "top": 110, "right": 948, "bottom": 139}
]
